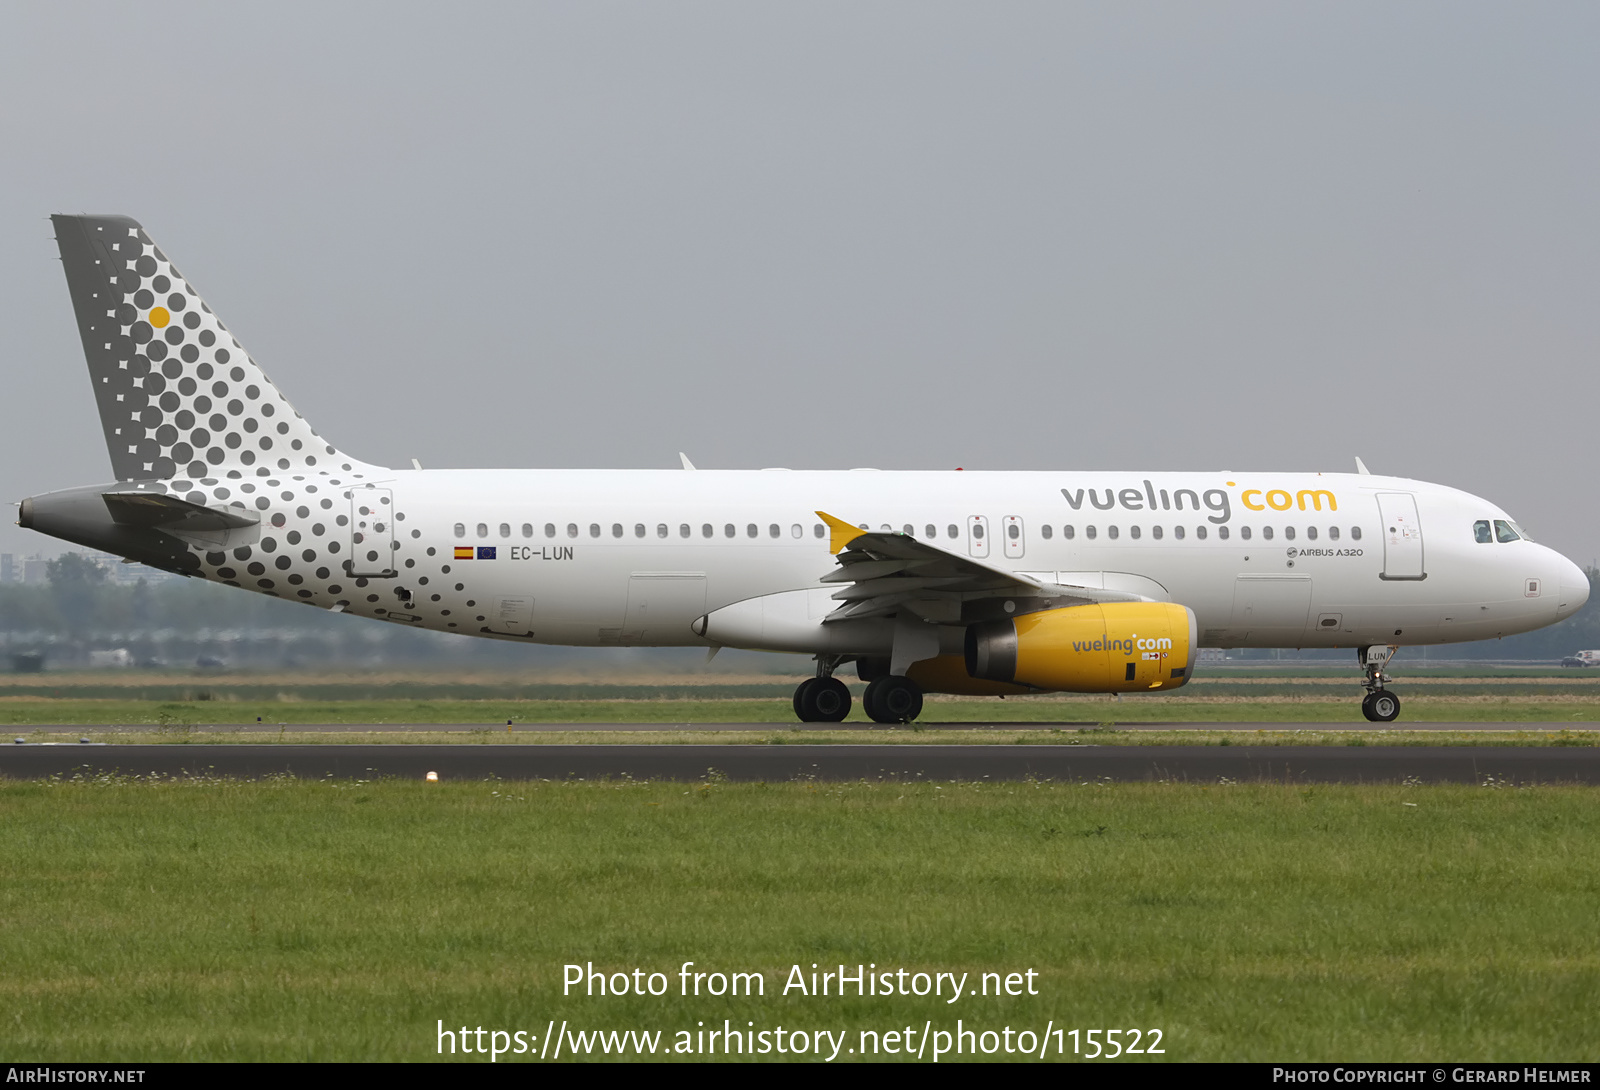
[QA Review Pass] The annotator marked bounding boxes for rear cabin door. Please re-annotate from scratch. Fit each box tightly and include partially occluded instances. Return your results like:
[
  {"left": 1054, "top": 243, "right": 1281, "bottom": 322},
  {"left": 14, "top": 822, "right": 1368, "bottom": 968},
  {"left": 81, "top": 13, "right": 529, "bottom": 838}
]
[
  {"left": 1377, "top": 493, "right": 1425, "bottom": 580},
  {"left": 348, "top": 486, "right": 396, "bottom": 578}
]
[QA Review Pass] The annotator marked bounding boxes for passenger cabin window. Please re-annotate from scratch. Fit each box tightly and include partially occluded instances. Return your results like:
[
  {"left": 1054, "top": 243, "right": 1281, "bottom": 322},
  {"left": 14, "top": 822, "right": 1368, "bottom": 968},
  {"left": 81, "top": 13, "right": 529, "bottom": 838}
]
[
  {"left": 567, "top": 523, "right": 578, "bottom": 538},
  {"left": 1306, "top": 526, "right": 1317, "bottom": 541},
  {"left": 589, "top": 524, "right": 601, "bottom": 538},
  {"left": 1152, "top": 525, "right": 1163, "bottom": 540},
  {"left": 635, "top": 524, "right": 646, "bottom": 538},
  {"left": 725, "top": 523, "right": 736, "bottom": 538},
  {"left": 1350, "top": 526, "right": 1362, "bottom": 541},
  {"left": 925, "top": 524, "right": 937, "bottom": 539},
  {"left": 1284, "top": 526, "right": 1295, "bottom": 541},
  {"left": 500, "top": 523, "right": 510, "bottom": 538},
  {"left": 1495, "top": 520, "right": 1521, "bottom": 543},
  {"left": 1041, "top": 524, "right": 1053, "bottom": 540},
  {"left": 1108, "top": 526, "right": 1119, "bottom": 540},
  {"left": 611, "top": 523, "right": 623, "bottom": 538},
  {"left": 1129, "top": 525, "right": 1140, "bottom": 540},
  {"left": 1240, "top": 526, "right": 1251, "bottom": 541},
  {"left": 748, "top": 524, "right": 759, "bottom": 538},
  {"left": 1063, "top": 525, "right": 1075, "bottom": 540},
  {"left": 947, "top": 524, "right": 958, "bottom": 539},
  {"left": 453, "top": 523, "right": 465, "bottom": 538},
  {"left": 791, "top": 524, "right": 802, "bottom": 539},
  {"left": 815, "top": 524, "right": 826, "bottom": 538},
  {"left": 1006, "top": 523, "right": 1019, "bottom": 540},
  {"left": 1474, "top": 520, "right": 1492, "bottom": 543},
  {"left": 1174, "top": 525, "right": 1184, "bottom": 540},
  {"left": 1328, "top": 526, "right": 1339, "bottom": 541},
  {"left": 521, "top": 523, "right": 533, "bottom": 538},
  {"left": 545, "top": 523, "right": 556, "bottom": 538},
  {"left": 657, "top": 524, "right": 668, "bottom": 538},
  {"left": 477, "top": 523, "right": 488, "bottom": 538},
  {"left": 1086, "top": 526, "right": 1096, "bottom": 540},
  {"left": 680, "top": 524, "right": 691, "bottom": 538},
  {"left": 1262, "top": 526, "right": 1274, "bottom": 541}
]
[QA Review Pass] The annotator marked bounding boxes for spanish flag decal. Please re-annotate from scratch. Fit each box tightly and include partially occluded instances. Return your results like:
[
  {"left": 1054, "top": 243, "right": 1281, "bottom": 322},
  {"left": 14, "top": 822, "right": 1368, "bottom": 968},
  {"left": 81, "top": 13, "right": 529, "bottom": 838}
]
[{"left": 454, "top": 546, "right": 473, "bottom": 560}]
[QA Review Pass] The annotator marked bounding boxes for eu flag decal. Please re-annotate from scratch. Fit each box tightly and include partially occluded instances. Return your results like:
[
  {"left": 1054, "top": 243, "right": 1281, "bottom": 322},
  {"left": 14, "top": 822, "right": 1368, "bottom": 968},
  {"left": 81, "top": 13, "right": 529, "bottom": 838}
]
[{"left": 477, "top": 546, "right": 497, "bottom": 560}]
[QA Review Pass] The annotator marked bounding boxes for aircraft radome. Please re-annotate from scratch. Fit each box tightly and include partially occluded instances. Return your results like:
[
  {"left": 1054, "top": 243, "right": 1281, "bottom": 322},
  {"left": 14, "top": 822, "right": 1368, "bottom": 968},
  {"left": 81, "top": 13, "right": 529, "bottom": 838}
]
[{"left": 18, "top": 215, "right": 1590, "bottom": 723}]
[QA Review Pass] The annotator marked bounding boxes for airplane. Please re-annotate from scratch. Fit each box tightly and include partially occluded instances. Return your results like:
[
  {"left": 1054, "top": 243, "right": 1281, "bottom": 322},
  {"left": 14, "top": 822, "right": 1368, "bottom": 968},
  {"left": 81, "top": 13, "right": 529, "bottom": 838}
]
[{"left": 17, "top": 214, "right": 1591, "bottom": 724}]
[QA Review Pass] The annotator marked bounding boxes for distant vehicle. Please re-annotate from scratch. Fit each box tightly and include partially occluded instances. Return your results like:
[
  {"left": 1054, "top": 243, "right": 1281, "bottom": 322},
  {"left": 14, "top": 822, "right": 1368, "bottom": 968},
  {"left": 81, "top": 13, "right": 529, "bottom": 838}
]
[{"left": 1561, "top": 650, "right": 1600, "bottom": 667}]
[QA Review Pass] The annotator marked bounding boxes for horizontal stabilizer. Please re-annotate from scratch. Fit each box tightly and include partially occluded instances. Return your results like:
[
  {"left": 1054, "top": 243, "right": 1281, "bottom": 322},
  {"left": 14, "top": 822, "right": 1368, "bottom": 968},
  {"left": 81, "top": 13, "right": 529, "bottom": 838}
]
[{"left": 102, "top": 491, "right": 259, "bottom": 533}]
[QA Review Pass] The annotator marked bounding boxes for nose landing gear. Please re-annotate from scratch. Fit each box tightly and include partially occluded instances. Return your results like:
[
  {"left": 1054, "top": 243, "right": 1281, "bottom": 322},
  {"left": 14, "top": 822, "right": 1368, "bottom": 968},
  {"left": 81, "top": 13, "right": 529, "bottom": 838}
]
[{"left": 1358, "top": 645, "right": 1401, "bottom": 722}]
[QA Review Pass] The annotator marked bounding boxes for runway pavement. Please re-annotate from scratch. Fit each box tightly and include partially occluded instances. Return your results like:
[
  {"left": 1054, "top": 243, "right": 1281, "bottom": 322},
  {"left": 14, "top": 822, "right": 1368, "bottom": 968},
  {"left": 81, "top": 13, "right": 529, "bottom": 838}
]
[{"left": 3, "top": 742, "right": 1599, "bottom": 784}]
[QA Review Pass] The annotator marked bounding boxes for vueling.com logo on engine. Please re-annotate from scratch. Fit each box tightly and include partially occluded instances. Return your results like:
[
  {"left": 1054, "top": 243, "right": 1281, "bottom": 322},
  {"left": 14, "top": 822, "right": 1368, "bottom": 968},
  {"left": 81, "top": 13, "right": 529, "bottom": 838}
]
[{"left": 1071, "top": 634, "right": 1174, "bottom": 655}]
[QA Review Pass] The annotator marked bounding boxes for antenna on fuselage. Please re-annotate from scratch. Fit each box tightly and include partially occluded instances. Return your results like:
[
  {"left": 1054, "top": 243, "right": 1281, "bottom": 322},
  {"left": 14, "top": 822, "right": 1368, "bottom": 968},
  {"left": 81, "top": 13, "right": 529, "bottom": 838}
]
[
  {"left": 1354, "top": 457, "right": 1372, "bottom": 475},
  {"left": 679, "top": 452, "right": 697, "bottom": 470}
]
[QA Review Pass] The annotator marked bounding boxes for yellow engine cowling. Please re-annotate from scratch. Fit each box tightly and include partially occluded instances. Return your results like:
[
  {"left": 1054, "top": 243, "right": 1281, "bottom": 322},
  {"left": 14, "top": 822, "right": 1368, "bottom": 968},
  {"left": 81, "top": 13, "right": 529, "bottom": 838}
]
[{"left": 963, "top": 602, "right": 1197, "bottom": 693}]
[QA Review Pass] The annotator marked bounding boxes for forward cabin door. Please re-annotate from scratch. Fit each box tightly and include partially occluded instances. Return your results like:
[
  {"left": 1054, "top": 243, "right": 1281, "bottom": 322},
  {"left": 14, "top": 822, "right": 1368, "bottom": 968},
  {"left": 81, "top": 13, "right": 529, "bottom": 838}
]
[
  {"left": 1377, "top": 493, "right": 1425, "bottom": 580},
  {"left": 348, "top": 485, "right": 396, "bottom": 578}
]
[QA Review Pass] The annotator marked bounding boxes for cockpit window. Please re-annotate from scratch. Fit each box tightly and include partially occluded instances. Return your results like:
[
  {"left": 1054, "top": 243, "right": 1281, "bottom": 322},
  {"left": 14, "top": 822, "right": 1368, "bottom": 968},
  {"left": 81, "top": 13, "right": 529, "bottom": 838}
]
[
  {"left": 1494, "top": 520, "right": 1520, "bottom": 543},
  {"left": 1474, "top": 520, "right": 1492, "bottom": 544}
]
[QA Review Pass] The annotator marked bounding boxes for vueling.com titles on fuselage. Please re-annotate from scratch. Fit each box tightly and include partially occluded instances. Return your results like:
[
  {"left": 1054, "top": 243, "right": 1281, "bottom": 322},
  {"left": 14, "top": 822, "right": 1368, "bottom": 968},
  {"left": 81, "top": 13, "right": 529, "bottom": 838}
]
[{"left": 1059, "top": 481, "right": 1338, "bottom": 525}]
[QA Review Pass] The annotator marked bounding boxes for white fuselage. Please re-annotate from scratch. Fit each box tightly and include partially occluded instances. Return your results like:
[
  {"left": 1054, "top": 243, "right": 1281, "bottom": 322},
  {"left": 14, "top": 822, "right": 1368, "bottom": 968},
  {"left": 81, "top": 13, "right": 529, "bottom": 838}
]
[{"left": 270, "top": 467, "right": 1586, "bottom": 655}]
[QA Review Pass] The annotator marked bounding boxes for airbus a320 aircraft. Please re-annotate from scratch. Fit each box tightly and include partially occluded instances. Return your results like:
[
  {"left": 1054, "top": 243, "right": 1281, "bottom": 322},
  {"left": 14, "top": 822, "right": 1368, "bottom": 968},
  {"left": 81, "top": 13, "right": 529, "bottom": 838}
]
[{"left": 19, "top": 215, "right": 1591, "bottom": 723}]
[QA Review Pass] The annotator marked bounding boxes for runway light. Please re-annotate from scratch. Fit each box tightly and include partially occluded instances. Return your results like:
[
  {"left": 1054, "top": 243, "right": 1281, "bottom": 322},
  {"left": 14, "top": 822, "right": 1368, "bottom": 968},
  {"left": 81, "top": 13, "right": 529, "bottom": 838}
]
[{"left": 425, "top": 771, "right": 439, "bottom": 782}]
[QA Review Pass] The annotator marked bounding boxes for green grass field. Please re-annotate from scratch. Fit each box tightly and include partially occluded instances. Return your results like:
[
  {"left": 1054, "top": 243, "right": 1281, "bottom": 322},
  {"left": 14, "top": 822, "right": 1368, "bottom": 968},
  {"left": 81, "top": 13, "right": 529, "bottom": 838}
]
[{"left": 1, "top": 776, "right": 1596, "bottom": 1062}]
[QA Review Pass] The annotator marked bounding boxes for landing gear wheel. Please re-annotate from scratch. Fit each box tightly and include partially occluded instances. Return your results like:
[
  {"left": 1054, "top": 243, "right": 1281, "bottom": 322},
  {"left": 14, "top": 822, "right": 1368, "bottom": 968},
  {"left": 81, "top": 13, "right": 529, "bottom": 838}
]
[
  {"left": 796, "top": 676, "right": 851, "bottom": 722},
  {"left": 1362, "top": 691, "right": 1401, "bottom": 723},
  {"left": 809, "top": 677, "right": 851, "bottom": 722},
  {"left": 792, "top": 678, "right": 820, "bottom": 721},
  {"left": 862, "top": 675, "right": 924, "bottom": 724}
]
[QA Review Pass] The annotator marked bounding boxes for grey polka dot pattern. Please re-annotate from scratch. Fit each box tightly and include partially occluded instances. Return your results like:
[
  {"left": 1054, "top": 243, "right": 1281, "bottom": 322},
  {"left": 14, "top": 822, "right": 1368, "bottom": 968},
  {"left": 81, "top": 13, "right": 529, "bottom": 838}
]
[
  {"left": 52, "top": 214, "right": 381, "bottom": 484},
  {"left": 51, "top": 214, "right": 414, "bottom": 615}
]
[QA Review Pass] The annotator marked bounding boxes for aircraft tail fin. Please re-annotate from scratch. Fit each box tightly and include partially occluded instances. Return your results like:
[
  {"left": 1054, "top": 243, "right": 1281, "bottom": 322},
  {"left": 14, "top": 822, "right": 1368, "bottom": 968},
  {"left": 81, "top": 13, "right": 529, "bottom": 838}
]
[{"left": 50, "top": 214, "right": 378, "bottom": 482}]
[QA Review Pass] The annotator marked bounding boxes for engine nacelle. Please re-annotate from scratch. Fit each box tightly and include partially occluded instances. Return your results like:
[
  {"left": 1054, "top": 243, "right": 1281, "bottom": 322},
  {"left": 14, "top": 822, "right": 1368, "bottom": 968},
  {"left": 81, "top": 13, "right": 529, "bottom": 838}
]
[{"left": 964, "top": 602, "right": 1197, "bottom": 693}]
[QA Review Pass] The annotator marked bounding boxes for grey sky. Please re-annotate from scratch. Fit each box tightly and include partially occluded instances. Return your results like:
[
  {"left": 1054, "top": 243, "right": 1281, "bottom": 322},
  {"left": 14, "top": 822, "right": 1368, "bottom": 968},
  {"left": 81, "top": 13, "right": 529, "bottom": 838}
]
[{"left": 4, "top": 3, "right": 1597, "bottom": 562}]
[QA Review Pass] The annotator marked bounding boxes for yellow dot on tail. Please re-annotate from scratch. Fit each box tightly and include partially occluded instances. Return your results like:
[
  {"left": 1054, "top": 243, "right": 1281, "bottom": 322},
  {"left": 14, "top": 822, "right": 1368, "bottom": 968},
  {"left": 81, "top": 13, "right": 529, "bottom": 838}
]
[{"left": 149, "top": 306, "right": 170, "bottom": 328}]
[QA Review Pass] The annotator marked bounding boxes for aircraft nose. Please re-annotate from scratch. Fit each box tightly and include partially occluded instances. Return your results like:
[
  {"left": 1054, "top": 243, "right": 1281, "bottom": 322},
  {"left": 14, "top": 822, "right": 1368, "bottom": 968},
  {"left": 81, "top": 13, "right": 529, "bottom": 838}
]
[{"left": 1552, "top": 550, "right": 1590, "bottom": 618}]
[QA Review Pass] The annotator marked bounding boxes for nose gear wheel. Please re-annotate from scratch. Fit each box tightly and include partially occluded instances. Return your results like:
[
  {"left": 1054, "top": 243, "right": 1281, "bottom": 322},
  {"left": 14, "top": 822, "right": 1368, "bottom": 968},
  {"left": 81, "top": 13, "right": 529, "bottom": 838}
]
[{"left": 1357, "top": 645, "right": 1401, "bottom": 723}]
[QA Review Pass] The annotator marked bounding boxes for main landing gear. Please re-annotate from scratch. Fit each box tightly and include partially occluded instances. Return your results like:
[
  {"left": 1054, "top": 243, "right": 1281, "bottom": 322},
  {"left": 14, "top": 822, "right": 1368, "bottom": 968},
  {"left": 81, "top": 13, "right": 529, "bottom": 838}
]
[
  {"left": 1358, "top": 645, "right": 1401, "bottom": 723},
  {"left": 862, "top": 675, "right": 923, "bottom": 724},
  {"left": 792, "top": 658, "right": 927, "bottom": 724},
  {"left": 793, "top": 676, "right": 851, "bottom": 722}
]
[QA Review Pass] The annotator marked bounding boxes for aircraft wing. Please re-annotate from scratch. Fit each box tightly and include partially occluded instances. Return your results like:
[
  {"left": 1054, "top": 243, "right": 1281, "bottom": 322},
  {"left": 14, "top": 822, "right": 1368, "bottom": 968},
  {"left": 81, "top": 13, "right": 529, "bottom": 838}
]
[{"left": 814, "top": 511, "right": 1151, "bottom": 623}]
